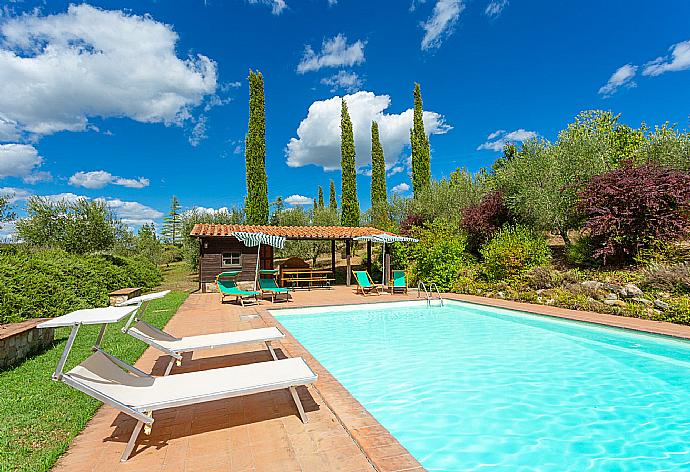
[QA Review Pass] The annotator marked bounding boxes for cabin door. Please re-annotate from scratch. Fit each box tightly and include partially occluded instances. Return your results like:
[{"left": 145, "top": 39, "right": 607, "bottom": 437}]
[{"left": 260, "top": 245, "right": 273, "bottom": 271}]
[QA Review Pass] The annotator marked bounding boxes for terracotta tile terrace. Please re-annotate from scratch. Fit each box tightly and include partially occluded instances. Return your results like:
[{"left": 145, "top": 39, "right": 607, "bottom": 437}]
[{"left": 53, "top": 286, "right": 690, "bottom": 471}]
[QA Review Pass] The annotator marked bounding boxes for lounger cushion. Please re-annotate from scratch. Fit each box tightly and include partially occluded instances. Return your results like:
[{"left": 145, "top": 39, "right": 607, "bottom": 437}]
[
  {"left": 130, "top": 323, "right": 284, "bottom": 353},
  {"left": 67, "top": 351, "right": 317, "bottom": 412}
]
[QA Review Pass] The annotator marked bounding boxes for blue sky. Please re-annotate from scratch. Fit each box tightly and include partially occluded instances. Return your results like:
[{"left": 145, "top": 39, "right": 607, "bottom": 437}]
[{"left": 1, "top": 0, "right": 689, "bottom": 234}]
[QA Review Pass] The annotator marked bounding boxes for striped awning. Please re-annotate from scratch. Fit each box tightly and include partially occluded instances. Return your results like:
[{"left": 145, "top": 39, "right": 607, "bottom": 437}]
[
  {"left": 233, "top": 231, "right": 286, "bottom": 249},
  {"left": 354, "top": 234, "right": 418, "bottom": 244}
]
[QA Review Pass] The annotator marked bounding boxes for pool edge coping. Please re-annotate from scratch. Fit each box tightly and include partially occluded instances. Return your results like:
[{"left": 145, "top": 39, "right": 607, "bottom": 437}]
[{"left": 444, "top": 293, "right": 690, "bottom": 341}]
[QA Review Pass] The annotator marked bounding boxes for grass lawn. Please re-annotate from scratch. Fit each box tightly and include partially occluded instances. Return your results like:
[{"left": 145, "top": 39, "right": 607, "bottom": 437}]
[
  {"left": 157, "top": 260, "right": 198, "bottom": 293},
  {"left": 0, "top": 291, "right": 188, "bottom": 472}
]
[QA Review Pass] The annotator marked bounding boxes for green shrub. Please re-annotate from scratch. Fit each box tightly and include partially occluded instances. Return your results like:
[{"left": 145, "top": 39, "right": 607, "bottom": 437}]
[
  {"left": 524, "top": 266, "right": 561, "bottom": 289},
  {"left": 0, "top": 248, "right": 162, "bottom": 324},
  {"left": 480, "top": 225, "right": 551, "bottom": 280},
  {"left": 409, "top": 220, "right": 472, "bottom": 292},
  {"left": 640, "top": 263, "right": 690, "bottom": 294},
  {"left": 658, "top": 297, "right": 690, "bottom": 325},
  {"left": 566, "top": 235, "right": 598, "bottom": 267}
]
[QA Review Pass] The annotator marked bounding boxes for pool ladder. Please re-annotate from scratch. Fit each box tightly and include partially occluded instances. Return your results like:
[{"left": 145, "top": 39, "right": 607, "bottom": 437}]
[{"left": 417, "top": 282, "right": 444, "bottom": 307}]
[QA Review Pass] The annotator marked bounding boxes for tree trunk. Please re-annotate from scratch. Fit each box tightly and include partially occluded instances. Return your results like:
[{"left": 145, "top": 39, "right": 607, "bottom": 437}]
[{"left": 559, "top": 228, "right": 571, "bottom": 247}]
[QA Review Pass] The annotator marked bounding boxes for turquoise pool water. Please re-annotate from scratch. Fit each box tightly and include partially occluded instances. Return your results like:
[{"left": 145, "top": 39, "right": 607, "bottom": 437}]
[{"left": 274, "top": 300, "right": 690, "bottom": 471}]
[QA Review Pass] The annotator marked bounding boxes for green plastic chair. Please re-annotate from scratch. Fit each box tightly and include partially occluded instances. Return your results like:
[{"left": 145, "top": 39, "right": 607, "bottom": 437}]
[
  {"left": 259, "top": 276, "right": 292, "bottom": 302},
  {"left": 390, "top": 270, "right": 408, "bottom": 294},
  {"left": 216, "top": 272, "right": 260, "bottom": 306},
  {"left": 352, "top": 270, "right": 382, "bottom": 296}
]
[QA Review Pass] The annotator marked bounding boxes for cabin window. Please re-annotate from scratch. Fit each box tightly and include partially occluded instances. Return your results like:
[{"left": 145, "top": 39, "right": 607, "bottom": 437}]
[{"left": 222, "top": 252, "right": 241, "bottom": 267}]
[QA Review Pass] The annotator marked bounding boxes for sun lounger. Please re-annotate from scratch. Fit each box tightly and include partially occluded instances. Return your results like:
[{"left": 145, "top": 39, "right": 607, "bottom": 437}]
[
  {"left": 126, "top": 322, "right": 285, "bottom": 375},
  {"left": 118, "top": 290, "right": 285, "bottom": 375},
  {"left": 353, "top": 270, "right": 382, "bottom": 295},
  {"left": 259, "top": 270, "right": 292, "bottom": 302},
  {"left": 38, "top": 305, "right": 317, "bottom": 462},
  {"left": 390, "top": 270, "right": 408, "bottom": 294},
  {"left": 216, "top": 271, "right": 260, "bottom": 306}
]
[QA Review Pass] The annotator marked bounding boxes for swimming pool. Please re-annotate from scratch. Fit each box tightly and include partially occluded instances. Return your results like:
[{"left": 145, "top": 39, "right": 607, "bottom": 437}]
[{"left": 273, "top": 300, "right": 690, "bottom": 471}]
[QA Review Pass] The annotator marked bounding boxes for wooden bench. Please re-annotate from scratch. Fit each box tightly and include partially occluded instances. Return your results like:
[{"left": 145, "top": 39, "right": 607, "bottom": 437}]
[
  {"left": 108, "top": 287, "right": 142, "bottom": 306},
  {"left": 281, "top": 269, "right": 334, "bottom": 290}
]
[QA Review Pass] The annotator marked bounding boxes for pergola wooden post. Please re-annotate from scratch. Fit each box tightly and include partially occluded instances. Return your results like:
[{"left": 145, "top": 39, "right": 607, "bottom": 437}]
[
  {"left": 331, "top": 240, "right": 336, "bottom": 283},
  {"left": 345, "top": 239, "right": 352, "bottom": 286}
]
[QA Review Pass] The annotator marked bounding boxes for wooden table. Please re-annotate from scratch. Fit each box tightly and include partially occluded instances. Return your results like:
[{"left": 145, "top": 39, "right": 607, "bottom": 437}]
[{"left": 280, "top": 269, "right": 334, "bottom": 289}]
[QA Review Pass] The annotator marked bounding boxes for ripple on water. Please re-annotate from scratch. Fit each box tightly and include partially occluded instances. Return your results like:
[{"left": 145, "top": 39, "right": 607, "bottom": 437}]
[{"left": 276, "top": 302, "right": 690, "bottom": 471}]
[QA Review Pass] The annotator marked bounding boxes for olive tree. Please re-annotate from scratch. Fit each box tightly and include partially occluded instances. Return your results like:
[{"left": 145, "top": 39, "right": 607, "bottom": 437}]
[{"left": 16, "top": 197, "right": 118, "bottom": 254}]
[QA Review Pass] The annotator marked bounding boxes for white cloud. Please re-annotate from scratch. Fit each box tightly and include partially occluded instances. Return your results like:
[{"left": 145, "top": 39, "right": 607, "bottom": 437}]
[
  {"left": 0, "top": 116, "right": 21, "bottom": 141},
  {"left": 285, "top": 194, "right": 313, "bottom": 205},
  {"left": 0, "top": 143, "right": 49, "bottom": 182},
  {"left": 220, "top": 81, "right": 242, "bottom": 92},
  {"left": 477, "top": 128, "right": 537, "bottom": 151},
  {"left": 69, "top": 170, "right": 149, "bottom": 189},
  {"left": 0, "top": 186, "right": 31, "bottom": 203},
  {"left": 391, "top": 182, "right": 410, "bottom": 194},
  {"left": 41, "top": 192, "right": 86, "bottom": 203},
  {"left": 485, "top": 0, "right": 508, "bottom": 18},
  {"left": 297, "top": 34, "right": 365, "bottom": 74},
  {"left": 598, "top": 64, "right": 637, "bottom": 97},
  {"left": 643, "top": 39, "right": 690, "bottom": 77},
  {"left": 321, "top": 71, "right": 363, "bottom": 93},
  {"left": 0, "top": 220, "right": 17, "bottom": 241},
  {"left": 286, "top": 91, "right": 451, "bottom": 170},
  {"left": 187, "top": 206, "right": 230, "bottom": 215},
  {"left": 0, "top": 4, "right": 217, "bottom": 138},
  {"left": 387, "top": 165, "right": 405, "bottom": 177},
  {"left": 98, "top": 198, "right": 163, "bottom": 225},
  {"left": 189, "top": 115, "right": 208, "bottom": 147},
  {"left": 421, "top": 0, "right": 464, "bottom": 50},
  {"left": 248, "top": 0, "right": 287, "bottom": 15}
]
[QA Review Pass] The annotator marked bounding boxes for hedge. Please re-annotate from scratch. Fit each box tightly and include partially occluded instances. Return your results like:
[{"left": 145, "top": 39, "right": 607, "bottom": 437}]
[{"left": 0, "top": 248, "right": 162, "bottom": 324}]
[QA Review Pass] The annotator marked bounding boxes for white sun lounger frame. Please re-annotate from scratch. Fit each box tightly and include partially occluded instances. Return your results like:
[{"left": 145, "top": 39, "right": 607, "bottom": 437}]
[
  {"left": 38, "top": 299, "right": 317, "bottom": 462},
  {"left": 118, "top": 291, "right": 284, "bottom": 375}
]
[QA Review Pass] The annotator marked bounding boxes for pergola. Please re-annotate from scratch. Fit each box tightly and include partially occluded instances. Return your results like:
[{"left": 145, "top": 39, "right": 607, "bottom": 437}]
[{"left": 190, "top": 224, "right": 414, "bottom": 287}]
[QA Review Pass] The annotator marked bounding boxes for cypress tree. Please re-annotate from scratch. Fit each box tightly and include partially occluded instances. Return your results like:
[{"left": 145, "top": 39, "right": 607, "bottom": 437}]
[
  {"left": 410, "top": 82, "right": 431, "bottom": 197},
  {"left": 370, "top": 121, "right": 387, "bottom": 208},
  {"left": 340, "top": 99, "right": 360, "bottom": 227},
  {"left": 329, "top": 179, "right": 338, "bottom": 210},
  {"left": 162, "top": 195, "right": 182, "bottom": 245},
  {"left": 244, "top": 70, "right": 269, "bottom": 225},
  {"left": 317, "top": 186, "right": 324, "bottom": 209}
]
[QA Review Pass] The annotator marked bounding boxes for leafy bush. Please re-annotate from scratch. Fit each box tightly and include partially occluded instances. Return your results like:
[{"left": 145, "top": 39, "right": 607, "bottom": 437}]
[
  {"left": 566, "top": 235, "right": 598, "bottom": 267},
  {"left": 658, "top": 297, "right": 690, "bottom": 325},
  {"left": 0, "top": 248, "right": 161, "bottom": 324},
  {"left": 405, "top": 169, "right": 484, "bottom": 226},
  {"left": 460, "top": 190, "right": 511, "bottom": 252},
  {"left": 480, "top": 225, "right": 551, "bottom": 280},
  {"left": 399, "top": 213, "right": 426, "bottom": 236},
  {"left": 578, "top": 163, "right": 690, "bottom": 264},
  {"left": 409, "top": 220, "right": 472, "bottom": 292},
  {"left": 524, "top": 266, "right": 561, "bottom": 289},
  {"left": 640, "top": 263, "right": 690, "bottom": 294}
]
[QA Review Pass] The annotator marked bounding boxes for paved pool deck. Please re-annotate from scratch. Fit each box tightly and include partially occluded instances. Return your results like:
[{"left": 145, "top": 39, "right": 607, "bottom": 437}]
[{"left": 52, "top": 286, "right": 690, "bottom": 472}]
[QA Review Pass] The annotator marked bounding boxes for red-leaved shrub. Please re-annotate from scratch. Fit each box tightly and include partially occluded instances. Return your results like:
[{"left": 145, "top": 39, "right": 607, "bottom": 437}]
[
  {"left": 400, "top": 213, "right": 426, "bottom": 236},
  {"left": 460, "top": 191, "right": 511, "bottom": 252},
  {"left": 578, "top": 163, "right": 690, "bottom": 264}
]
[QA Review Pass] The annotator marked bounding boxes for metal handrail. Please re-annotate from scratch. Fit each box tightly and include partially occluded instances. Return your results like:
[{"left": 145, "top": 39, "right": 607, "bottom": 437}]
[
  {"left": 417, "top": 281, "right": 429, "bottom": 305},
  {"left": 428, "top": 283, "right": 444, "bottom": 306}
]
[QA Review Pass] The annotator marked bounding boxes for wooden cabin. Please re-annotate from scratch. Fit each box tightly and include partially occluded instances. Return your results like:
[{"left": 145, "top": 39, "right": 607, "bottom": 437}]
[{"left": 189, "top": 224, "right": 400, "bottom": 293}]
